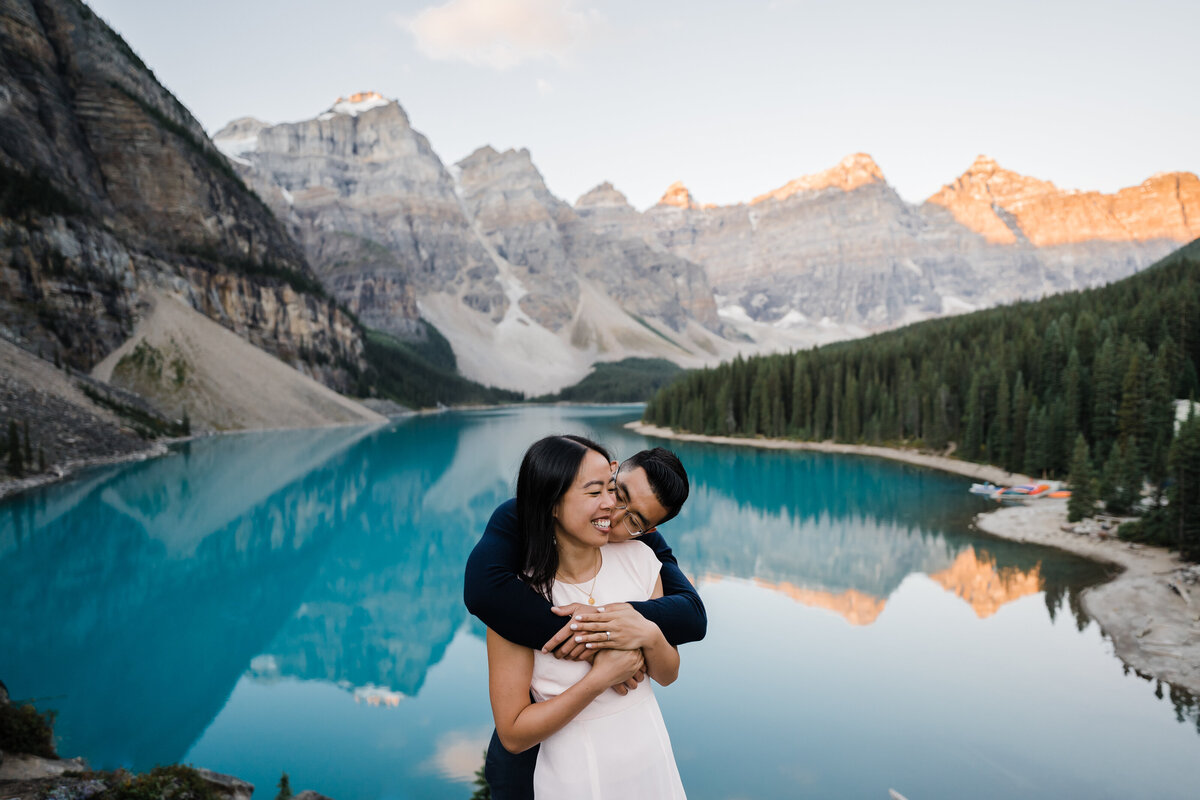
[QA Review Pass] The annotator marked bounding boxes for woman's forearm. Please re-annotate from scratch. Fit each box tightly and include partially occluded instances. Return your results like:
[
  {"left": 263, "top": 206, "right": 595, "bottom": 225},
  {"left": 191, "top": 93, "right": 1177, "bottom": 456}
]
[
  {"left": 641, "top": 629, "right": 680, "bottom": 686},
  {"left": 496, "top": 672, "right": 610, "bottom": 753}
]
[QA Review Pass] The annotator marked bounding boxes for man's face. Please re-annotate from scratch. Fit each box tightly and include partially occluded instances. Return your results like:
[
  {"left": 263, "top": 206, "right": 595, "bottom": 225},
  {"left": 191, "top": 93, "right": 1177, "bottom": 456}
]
[{"left": 607, "top": 464, "right": 669, "bottom": 542}]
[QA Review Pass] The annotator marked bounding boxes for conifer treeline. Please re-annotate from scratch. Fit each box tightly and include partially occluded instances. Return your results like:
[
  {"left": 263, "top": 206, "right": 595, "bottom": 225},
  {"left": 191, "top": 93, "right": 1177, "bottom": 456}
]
[{"left": 645, "top": 241, "right": 1200, "bottom": 536}]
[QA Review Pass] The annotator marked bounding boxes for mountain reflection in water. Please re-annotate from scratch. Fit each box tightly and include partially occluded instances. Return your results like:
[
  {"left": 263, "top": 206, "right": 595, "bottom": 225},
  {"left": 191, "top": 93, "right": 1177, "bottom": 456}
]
[{"left": 1, "top": 405, "right": 1196, "bottom": 799}]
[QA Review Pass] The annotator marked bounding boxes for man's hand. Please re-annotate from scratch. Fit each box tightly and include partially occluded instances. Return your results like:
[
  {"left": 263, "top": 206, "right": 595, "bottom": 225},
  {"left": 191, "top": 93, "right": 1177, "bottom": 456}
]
[
  {"left": 610, "top": 667, "right": 646, "bottom": 696},
  {"left": 589, "top": 648, "right": 645, "bottom": 688},
  {"left": 541, "top": 604, "right": 647, "bottom": 694},
  {"left": 562, "top": 602, "right": 663, "bottom": 651}
]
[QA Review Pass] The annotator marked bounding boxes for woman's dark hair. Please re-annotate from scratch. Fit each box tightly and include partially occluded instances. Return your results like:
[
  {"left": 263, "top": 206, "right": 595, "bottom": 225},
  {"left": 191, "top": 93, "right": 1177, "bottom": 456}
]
[{"left": 517, "top": 434, "right": 611, "bottom": 601}]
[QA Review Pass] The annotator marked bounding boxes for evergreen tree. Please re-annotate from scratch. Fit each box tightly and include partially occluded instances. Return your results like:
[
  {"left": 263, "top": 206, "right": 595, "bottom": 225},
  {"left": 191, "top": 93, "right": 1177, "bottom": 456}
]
[
  {"left": 1099, "top": 436, "right": 1121, "bottom": 506},
  {"left": 1067, "top": 435, "right": 1097, "bottom": 522},
  {"left": 841, "top": 371, "right": 860, "bottom": 441},
  {"left": 1169, "top": 409, "right": 1200, "bottom": 561},
  {"left": 745, "top": 369, "right": 763, "bottom": 435},
  {"left": 962, "top": 373, "right": 984, "bottom": 460},
  {"left": 929, "top": 383, "right": 951, "bottom": 452},
  {"left": 1046, "top": 397, "right": 1067, "bottom": 476},
  {"left": 1010, "top": 372, "right": 1028, "bottom": 472},
  {"left": 1092, "top": 336, "right": 1120, "bottom": 460},
  {"left": 1144, "top": 350, "right": 1174, "bottom": 497},
  {"left": 714, "top": 383, "right": 733, "bottom": 435},
  {"left": 6, "top": 420, "right": 21, "bottom": 477},
  {"left": 1118, "top": 346, "right": 1148, "bottom": 457},
  {"left": 1063, "top": 348, "right": 1083, "bottom": 450},
  {"left": 275, "top": 773, "right": 292, "bottom": 800},
  {"left": 1101, "top": 438, "right": 1142, "bottom": 515},
  {"left": 813, "top": 382, "right": 830, "bottom": 441},
  {"left": 1119, "top": 435, "right": 1144, "bottom": 513},
  {"left": 988, "top": 369, "right": 1011, "bottom": 467},
  {"left": 470, "top": 750, "right": 492, "bottom": 800},
  {"left": 1023, "top": 400, "right": 1044, "bottom": 477}
]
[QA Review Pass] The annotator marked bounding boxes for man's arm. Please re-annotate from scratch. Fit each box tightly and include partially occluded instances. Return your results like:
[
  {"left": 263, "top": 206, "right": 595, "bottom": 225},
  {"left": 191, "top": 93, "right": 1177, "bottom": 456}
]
[
  {"left": 626, "top": 530, "right": 707, "bottom": 645},
  {"left": 463, "top": 498, "right": 564, "bottom": 650}
]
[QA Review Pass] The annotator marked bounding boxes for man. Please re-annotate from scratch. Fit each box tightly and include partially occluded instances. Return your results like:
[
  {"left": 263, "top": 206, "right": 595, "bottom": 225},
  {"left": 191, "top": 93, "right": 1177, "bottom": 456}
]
[{"left": 463, "top": 446, "right": 707, "bottom": 799}]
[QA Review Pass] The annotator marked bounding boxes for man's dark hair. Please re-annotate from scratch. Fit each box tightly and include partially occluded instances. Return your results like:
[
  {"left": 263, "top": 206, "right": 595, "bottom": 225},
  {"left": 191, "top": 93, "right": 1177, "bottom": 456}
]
[{"left": 620, "top": 447, "right": 689, "bottom": 525}]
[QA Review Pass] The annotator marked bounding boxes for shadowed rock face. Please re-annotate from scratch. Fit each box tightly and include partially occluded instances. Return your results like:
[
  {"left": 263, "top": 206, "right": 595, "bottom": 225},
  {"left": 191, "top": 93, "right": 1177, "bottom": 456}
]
[{"left": 0, "top": 0, "right": 362, "bottom": 389}]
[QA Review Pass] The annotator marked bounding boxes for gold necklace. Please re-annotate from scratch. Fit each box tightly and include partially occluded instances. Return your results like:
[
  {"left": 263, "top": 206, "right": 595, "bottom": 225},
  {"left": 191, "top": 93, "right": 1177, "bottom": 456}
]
[{"left": 561, "top": 552, "right": 602, "bottom": 605}]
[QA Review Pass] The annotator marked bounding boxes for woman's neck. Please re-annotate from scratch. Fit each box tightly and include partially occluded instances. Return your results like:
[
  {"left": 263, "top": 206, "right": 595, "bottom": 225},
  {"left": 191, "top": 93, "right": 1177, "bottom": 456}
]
[{"left": 555, "top": 537, "right": 601, "bottom": 583}]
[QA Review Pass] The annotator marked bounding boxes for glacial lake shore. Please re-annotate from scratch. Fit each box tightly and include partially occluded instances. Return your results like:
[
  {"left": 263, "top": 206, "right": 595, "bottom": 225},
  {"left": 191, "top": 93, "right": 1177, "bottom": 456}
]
[{"left": 628, "top": 421, "right": 1200, "bottom": 696}]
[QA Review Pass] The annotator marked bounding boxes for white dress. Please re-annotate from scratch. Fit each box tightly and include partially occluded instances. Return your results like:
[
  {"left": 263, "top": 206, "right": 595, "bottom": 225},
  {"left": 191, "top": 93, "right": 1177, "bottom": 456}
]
[{"left": 531, "top": 541, "right": 687, "bottom": 799}]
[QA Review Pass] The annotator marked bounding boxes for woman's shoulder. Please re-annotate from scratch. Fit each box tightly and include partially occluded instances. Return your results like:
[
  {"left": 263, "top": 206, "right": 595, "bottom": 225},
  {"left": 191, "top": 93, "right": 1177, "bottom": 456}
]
[
  {"left": 603, "top": 539, "right": 654, "bottom": 560},
  {"left": 603, "top": 540, "right": 661, "bottom": 575}
]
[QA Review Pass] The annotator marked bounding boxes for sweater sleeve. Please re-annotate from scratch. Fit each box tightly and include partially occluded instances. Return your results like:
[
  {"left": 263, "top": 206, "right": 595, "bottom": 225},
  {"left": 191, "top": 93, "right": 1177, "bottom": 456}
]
[
  {"left": 626, "top": 529, "right": 708, "bottom": 646},
  {"left": 463, "top": 498, "right": 564, "bottom": 650}
]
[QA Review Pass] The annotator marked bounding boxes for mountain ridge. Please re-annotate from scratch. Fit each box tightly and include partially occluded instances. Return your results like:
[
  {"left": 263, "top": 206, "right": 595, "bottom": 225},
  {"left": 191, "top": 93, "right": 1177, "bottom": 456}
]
[{"left": 215, "top": 91, "right": 1198, "bottom": 390}]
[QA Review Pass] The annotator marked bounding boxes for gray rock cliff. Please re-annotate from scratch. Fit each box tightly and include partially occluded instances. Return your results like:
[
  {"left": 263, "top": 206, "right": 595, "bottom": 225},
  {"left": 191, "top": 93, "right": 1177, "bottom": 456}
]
[
  {"left": 0, "top": 0, "right": 363, "bottom": 391},
  {"left": 214, "top": 93, "right": 504, "bottom": 341}
]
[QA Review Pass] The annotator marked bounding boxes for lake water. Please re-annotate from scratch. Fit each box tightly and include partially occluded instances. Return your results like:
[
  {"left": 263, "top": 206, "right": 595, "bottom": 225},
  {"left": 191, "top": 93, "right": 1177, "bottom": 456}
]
[{"left": 2, "top": 405, "right": 1198, "bottom": 799}]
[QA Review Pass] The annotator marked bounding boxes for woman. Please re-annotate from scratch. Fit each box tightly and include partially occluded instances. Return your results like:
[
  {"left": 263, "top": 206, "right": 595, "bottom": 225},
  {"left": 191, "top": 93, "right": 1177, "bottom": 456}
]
[{"left": 487, "top": 434, "right": 687, "bottom": 799}]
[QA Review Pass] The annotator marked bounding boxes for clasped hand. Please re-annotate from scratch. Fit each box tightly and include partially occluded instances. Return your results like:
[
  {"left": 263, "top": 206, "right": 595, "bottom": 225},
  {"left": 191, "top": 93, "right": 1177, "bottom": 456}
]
[{"left": 542, "top": 602, "right": 659, "bottom": 694}]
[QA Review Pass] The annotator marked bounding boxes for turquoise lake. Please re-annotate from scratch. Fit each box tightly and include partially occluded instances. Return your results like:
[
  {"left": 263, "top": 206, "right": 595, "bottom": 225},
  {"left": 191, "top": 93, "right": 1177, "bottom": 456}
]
[{"left": 2, "top": 405, "right": 1199, "bottom": 799}]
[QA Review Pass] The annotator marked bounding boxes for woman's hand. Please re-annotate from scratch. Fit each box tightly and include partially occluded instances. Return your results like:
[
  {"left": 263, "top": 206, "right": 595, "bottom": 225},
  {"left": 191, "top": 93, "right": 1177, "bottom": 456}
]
[
  {"left": 543, "top": 602, "right": 593, "bottom": 659},
  {"left": 567, "top": 602, "right": 664, "bottom": 651},
  {"left": 589, "top": 647, "right": 645, "bottom": 687}
]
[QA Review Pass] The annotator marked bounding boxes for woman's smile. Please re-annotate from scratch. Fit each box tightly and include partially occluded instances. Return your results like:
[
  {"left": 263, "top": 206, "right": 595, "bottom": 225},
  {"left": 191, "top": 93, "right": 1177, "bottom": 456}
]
[{"left": 554, "top": 449, "right": 618, "bottom": 549}]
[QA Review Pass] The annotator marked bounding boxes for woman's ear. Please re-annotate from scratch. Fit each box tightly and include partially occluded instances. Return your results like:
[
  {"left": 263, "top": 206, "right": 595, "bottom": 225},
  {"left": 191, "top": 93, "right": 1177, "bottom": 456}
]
[{"left": 609, "top": 460, "right": 619, "bottom": 473}]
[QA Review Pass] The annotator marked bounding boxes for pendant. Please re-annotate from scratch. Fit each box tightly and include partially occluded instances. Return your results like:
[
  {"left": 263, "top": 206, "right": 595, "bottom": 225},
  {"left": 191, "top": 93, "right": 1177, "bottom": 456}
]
[{"left": 588, "top": 597, "right": 595, "bottom": 605}]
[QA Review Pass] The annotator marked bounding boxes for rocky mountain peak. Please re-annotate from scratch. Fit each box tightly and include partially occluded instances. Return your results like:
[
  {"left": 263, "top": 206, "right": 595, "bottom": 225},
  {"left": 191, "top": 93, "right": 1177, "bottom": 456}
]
[
  {"left": 934, "top": 156, "right": 1059, "bottom": 207},
  {"left": 575, "top": 182, "right": 633, "bottom": 210},
  {"left": 925, "top": 156, "right": 1060, "bottom": 244},
  {"left": 926, "top": 156, "right": 1200, "bottom": 247},
  {"left": 457, "top": 146, "right": 554, "bottom": 201},
  {"left": 328, "top": 91, "right": 391, "bottom": 117},
  {"left": 212, "top": 117, "right": 270, "bottom": 160},
  {"left": 657, "top": 181, "right": 699, "bottom": 210},
  {"left": 752, "top": 152, "right": 886, "bottom": 204},
  {"left": 968, "top": 154, "right": 1001, "bottom": 174}
]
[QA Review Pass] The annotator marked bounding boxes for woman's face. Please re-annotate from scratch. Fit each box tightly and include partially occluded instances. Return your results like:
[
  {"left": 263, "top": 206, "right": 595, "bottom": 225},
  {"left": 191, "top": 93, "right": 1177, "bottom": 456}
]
[{"left": 553, "top": 449, "right": 616, "bottom": 549}]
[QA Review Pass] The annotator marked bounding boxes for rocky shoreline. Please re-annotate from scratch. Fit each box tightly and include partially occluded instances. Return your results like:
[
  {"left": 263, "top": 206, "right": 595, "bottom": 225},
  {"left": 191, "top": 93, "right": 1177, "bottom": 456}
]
[
  {"left": 627, "top": 421, "right": 1200, "bottom": 696},
  {"left": 0, "top": 682, "right": 329, "bottom": 800},
  {"left": 0, "top": 442, "right": 170, "bottom": 502}
]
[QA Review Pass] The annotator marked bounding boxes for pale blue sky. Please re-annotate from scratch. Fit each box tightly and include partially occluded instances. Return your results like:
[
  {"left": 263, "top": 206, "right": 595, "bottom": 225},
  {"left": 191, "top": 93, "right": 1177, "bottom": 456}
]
[{"left": 87, "top": 0, "right": 1196, "bottom": 210}]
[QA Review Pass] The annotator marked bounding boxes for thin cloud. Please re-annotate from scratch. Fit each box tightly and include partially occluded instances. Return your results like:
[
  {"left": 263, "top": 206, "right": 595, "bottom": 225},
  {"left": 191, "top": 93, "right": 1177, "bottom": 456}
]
[
  {"left": 536, "top": 78, "right": 553, "bottom": 95},
  {"left": 400, "top": 0, "right": 602, "bottom": 70}
]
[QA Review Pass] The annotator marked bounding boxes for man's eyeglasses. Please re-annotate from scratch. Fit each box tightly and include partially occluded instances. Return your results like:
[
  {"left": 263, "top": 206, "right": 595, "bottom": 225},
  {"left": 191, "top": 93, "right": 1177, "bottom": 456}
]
[{"left": 612, "top": 482, "right": 651, "bottom": 538}]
